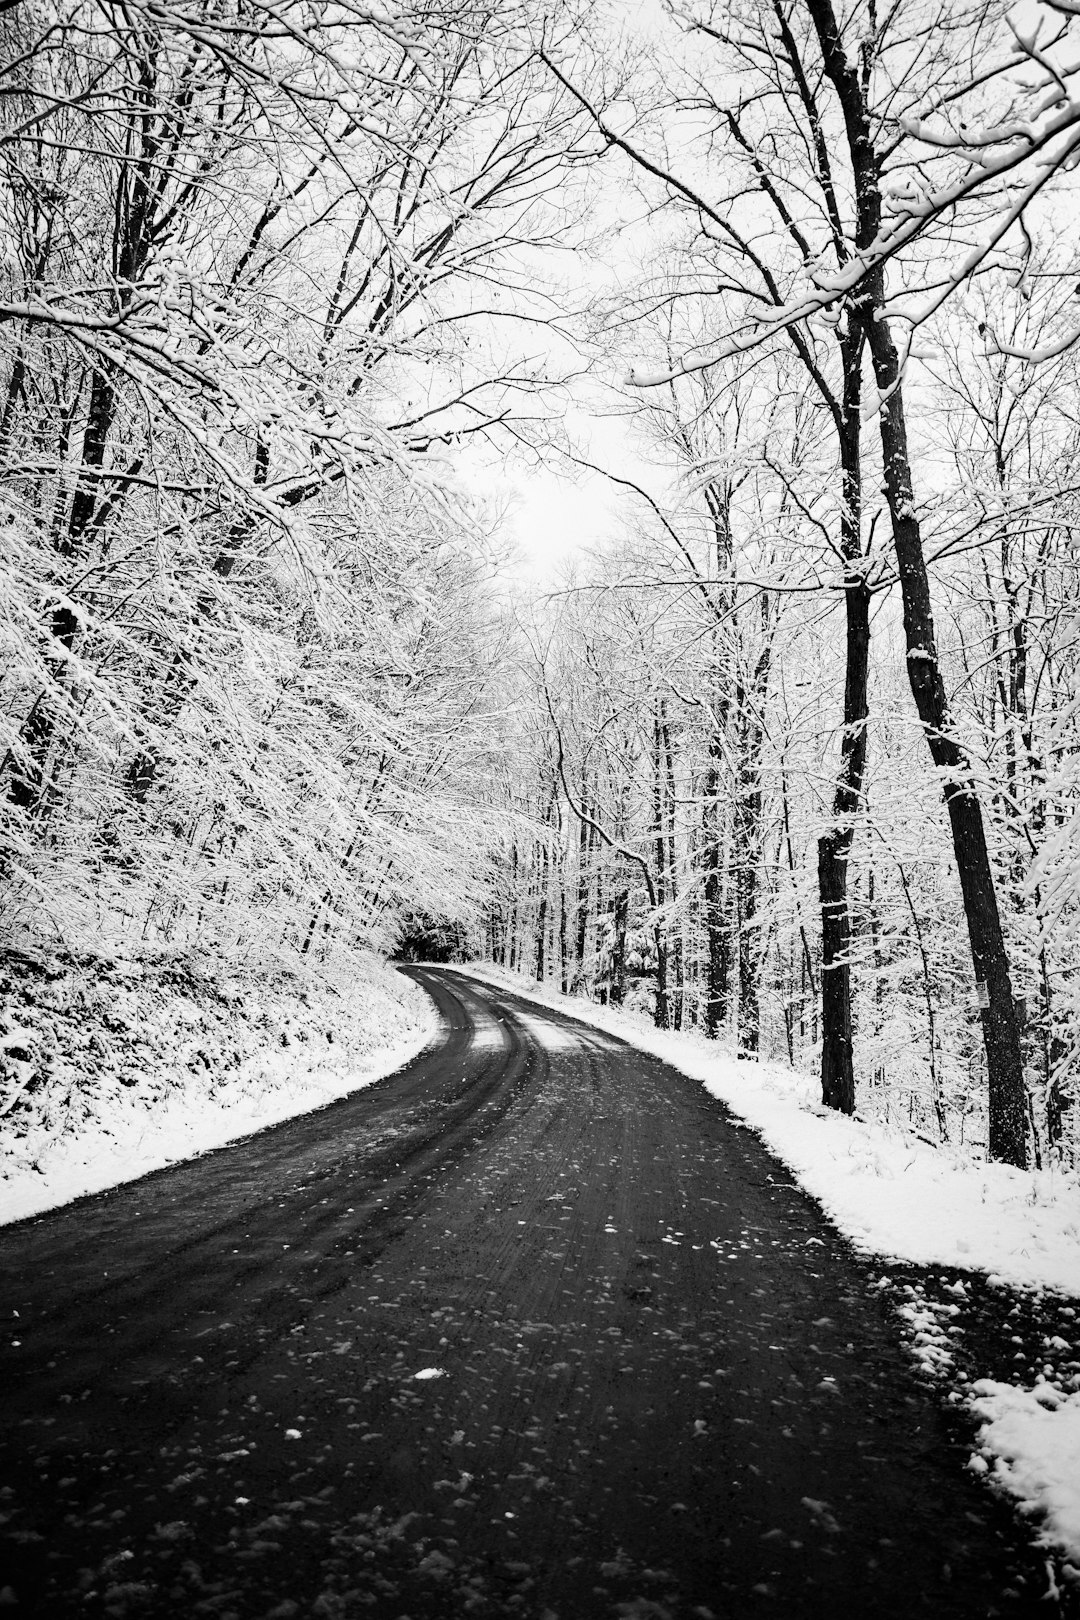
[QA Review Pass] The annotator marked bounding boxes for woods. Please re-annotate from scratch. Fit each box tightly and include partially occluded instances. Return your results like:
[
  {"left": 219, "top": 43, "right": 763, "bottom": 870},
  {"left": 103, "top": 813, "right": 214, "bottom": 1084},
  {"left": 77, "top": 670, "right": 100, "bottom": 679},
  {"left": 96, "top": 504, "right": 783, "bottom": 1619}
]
[
  {"left": 4, "top": 0, "right": 1080, "bottom": 1173},
  {"left": 0, "top": 0, "right": 591, "bottom": 975},
  {"left": 485, "top": 0, "right": 1080, "bottom": 1172}
]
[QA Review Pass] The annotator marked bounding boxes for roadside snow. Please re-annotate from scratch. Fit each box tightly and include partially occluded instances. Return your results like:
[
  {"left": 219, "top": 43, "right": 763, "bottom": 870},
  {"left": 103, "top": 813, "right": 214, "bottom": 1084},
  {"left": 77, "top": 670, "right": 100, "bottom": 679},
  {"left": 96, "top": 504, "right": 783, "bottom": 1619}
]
[
  {"left": 455, "top": 962, "right": 1080, "bottom": 1575},
  {"left": 969, "top": 1380, "right": 1080, "bottom": 1577},
  {"left": 0, "top": 952, "right": 436, "bottom": 1227}
]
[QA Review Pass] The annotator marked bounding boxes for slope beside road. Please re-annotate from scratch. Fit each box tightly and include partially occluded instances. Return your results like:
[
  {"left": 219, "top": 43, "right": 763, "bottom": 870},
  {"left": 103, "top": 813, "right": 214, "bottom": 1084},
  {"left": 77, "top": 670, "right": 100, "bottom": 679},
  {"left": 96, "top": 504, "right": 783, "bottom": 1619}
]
[{"left": 0, "top": 967, "right": 1065, "bottom": 1617}]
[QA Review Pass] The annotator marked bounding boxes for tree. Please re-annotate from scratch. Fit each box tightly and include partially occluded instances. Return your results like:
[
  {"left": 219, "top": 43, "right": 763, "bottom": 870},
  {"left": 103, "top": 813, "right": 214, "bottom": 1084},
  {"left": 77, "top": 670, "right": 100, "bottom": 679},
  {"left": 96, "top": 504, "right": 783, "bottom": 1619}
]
[
  {"left": 541, "top": 0, "right": 1034, "bottom": 1162},
  {"left": 0, "top": 0, "right": 598, "bottom": 986},
  {"left": 798, "top": 0, "right": 1026, "bottom": 1164},
  {"left": 540, "top": 7, "right": 877, "bottom": 1106}
]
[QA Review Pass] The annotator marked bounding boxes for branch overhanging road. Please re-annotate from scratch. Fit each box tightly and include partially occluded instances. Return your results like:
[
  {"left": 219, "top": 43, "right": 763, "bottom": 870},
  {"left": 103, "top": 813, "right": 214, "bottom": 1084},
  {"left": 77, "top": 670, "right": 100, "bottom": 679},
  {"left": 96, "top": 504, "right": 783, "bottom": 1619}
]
[{"left": 0, "top": 967, "right": 1065, "bottom": 1618}]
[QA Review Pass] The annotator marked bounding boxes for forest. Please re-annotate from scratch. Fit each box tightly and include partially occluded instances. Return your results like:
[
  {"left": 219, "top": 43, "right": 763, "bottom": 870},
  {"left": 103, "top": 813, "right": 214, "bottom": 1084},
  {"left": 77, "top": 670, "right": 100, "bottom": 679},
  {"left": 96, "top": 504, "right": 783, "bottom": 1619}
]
[{"left": 3, "top": 0, "right": 1080, "bottom": 1177}]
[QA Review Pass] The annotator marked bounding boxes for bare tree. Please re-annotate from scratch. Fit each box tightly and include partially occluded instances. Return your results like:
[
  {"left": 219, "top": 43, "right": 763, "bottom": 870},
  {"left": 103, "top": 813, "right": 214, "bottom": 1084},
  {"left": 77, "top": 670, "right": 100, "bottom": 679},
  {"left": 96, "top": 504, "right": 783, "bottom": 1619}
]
[{"left": 541, "top": 0, "right": 1033, "bottom": 1162}]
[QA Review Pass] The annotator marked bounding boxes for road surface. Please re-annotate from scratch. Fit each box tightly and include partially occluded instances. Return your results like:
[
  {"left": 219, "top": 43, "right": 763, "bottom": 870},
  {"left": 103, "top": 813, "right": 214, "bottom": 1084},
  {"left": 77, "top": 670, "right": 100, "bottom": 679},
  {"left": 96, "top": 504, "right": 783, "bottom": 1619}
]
[{"left": 0, "top": 967, "right": 1062, "bottom": 1617}]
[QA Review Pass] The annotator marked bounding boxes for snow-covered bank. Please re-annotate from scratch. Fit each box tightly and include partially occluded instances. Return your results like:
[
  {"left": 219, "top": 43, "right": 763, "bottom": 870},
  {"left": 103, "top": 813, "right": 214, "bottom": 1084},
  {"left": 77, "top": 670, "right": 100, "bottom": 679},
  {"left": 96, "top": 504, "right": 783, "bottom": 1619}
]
[
  {"left": 968, "top": 1379, "right": 1080, "bottom": 1581},
  {"left": 0, "top": 948, "right": 436, "bottom": 1227},
  {"left": 457, "top": 961, "right": 1080, "bottom": 1579}
]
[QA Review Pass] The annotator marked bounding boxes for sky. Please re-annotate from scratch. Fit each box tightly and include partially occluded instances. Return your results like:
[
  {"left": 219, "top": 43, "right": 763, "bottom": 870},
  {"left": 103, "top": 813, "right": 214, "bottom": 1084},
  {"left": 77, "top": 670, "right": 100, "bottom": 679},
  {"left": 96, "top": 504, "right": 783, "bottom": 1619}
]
[
  {"left": 504, "top": 463, "right": 618, "bottom": 579},
  {"left": 446, "top": 0, "right": 681, "bottom": 586},
  {"left": 454, "top": 355, "right": 676, "bottom": 585},
  {"left": 501, "top": 394, "right": 670, "bottom": 581}
]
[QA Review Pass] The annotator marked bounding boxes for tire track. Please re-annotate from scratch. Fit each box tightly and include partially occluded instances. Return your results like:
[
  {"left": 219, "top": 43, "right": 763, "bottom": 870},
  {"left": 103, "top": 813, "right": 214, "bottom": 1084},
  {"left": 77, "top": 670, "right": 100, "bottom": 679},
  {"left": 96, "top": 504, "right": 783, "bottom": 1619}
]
[{"left": 0, "top": 967, "right": 1065, "bottom": 1618}]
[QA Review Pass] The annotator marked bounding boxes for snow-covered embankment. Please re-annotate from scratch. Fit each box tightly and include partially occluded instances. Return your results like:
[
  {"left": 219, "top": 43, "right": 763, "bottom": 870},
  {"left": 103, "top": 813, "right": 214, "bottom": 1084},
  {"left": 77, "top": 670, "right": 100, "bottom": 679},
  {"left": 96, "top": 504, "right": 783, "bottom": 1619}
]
[{"left": 0, "top": 948, "right": 436, "bottom": 1227}]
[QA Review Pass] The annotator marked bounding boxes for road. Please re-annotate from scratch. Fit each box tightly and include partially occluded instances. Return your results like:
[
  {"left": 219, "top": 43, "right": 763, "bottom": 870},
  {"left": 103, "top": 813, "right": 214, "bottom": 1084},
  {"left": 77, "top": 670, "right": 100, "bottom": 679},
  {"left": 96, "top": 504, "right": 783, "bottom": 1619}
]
[{"left": 0, "top": 967, "right": 1063, "bottom": 1618}]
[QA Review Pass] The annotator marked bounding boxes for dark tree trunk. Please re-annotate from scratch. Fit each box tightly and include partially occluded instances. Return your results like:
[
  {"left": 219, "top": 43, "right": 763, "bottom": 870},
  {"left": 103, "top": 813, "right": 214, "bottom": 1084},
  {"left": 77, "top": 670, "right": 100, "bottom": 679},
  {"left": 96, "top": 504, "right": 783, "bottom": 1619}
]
[
  {"left": 864, "top": 311, "right": 1026, "bottom": 1164},
  {"left": 701, "top": 739, "right": 729, "bottom": 1036},
  {"left": 661, "top": 704, "right": 683, "bottom": 1029},
  {"left": 733, "top": 634, "right": 771, "bottom": 1057},
  {"left": 652, "top": 704, "right": 670, "bottom": 1029},
  {"left": 575, "top": 766, "right": 591, "bottom": 984},
  {"left": 700, "top": 486, "right": 735, "bottom": 1039},
  {"left": 653, "top": 928, "right": 670, "bottom": 1029},
  {"left": 536, "top": 835, "right": 549, "bottom": 982},
  {"left": 737, "top": 883, "right": 760, "bottom": 1055},
  {"left": 558, "top": 792, "right": 570, "bottom": 992},
  {"left": 819, "top": 343, "right": 870, "bottom": 1114},
  {"left": 508, "top": 843, "right": 520, "bottom": 972},
  {"left": 818, "top": 826, "right": 856, "bottom": 1105},
  {"left": 7, "top": 36, "right": 166, "bottom": 816},
  {"left": 535, "top": 777, "right": 558, "bottom": 982},
  {"left": 7, "top": 363, "right": 118, "bottom": 813},
  {"left": 805, "top": 0, "right": 1028, "bottom": 1165},
  {"left": 610, "top": 888, "right": 628, "bottom": 1006},
  {"left": 735, "top": 761, "right": 761, "bottom": 1057},
  {"left": 0, "top": 349, "right": 27, "bottom": 456}
]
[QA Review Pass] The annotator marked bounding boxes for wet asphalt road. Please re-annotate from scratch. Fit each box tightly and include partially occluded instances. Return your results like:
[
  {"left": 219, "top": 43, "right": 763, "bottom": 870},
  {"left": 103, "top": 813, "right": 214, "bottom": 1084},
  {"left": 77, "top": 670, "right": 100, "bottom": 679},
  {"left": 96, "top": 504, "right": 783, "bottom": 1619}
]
[{"left": 0, "top": 967, "right": 1064, "bottom": 1618}]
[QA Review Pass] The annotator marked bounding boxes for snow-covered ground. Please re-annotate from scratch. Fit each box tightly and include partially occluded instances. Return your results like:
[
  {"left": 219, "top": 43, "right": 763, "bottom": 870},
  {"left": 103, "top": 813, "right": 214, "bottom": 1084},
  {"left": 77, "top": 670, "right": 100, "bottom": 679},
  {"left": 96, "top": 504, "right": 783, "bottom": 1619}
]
[
  {"left": 0, "top": 949, "right": 436, "bottom": 1227},
  {"left": 456, "top": 961, "right": 1080, "bottom": 1580}
]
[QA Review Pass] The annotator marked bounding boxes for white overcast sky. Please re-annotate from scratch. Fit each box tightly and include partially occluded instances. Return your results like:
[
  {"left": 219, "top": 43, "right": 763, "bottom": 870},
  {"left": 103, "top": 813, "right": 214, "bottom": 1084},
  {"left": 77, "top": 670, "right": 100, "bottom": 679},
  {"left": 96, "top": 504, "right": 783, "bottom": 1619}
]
[{"left": 448, "top": 0, "right": 684, "bottom": 583}]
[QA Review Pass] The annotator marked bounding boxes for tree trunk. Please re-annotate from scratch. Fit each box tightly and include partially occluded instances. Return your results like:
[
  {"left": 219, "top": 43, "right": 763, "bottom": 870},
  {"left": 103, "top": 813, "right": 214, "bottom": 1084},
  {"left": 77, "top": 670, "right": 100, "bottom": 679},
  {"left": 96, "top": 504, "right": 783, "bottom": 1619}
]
[
  {"left": 610, "top": 888, "right": 628, "bottom": 1006},
  {"left": 735, "top": 760, "right": 761, "bottom": 1057},
  {"left": 508, "top": 842, "right": 520, "bottom": 972},
  {"left": 661, "top": 704, "right": 683, "bottom": 1029},
  {"left": 734, "top": 637, "right": 770, "bottom": 1057},
  {"left": 575, "top": 766, "right": 591, "bottom": 985},
  {"left": 701, "top": 737, "right": 729, "bottom": 1036},
  {"left": 7, "top": 363, "right": 117, "bottom": 813},
  {"left": 652, "top": 704, "right": 670, "bottom": 1029},
  {"left": 700, "top": 479, "right": 737, "bottom": 1037},
  {"left": 866, "top": 313, "right": 1025, "bottom": 1164},
  {"left": 7, "top": 40, "right": 166, "bottom": 816},
  {"left": 536, "top": 834, "right": 548, "bottom": 982},
  {"left": 819, "top": 349, "right": 870, "bottom": 1113},
  {"left": 807, "top": 0, "right": 1028, "bottom": 1165}
]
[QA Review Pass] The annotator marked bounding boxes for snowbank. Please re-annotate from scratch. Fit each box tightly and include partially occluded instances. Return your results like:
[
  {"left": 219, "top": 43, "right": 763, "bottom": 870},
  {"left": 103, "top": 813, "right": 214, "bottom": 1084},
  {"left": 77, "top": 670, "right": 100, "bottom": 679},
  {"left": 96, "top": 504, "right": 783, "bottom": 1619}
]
[
  {"left": 969, "top": 1380, "right": 1080, "bottom": 1580},
  {"left": 0, "top": 948, "right": 436, "bottom": 1227}
]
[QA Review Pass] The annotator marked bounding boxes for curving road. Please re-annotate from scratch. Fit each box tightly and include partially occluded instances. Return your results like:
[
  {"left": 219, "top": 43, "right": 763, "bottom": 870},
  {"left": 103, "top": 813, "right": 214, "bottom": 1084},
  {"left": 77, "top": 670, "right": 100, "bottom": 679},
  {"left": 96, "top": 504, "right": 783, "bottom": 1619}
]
[{"left": 0, "top": 967, "right": 1062, "bottom": 1617}]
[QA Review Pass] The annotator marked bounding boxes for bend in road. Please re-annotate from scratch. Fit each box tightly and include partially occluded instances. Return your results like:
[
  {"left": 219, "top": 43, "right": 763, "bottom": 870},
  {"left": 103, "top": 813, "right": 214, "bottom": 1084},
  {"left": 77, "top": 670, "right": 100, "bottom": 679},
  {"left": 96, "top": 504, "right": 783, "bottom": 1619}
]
[{"left": 0, "top": 966, "right": 1064, "bottom": 1618}]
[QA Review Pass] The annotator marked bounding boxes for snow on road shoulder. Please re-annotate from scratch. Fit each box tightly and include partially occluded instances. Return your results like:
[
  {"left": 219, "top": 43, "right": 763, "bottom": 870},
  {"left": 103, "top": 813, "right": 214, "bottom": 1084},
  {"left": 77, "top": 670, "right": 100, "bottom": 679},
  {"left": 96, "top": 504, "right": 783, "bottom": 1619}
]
[
  {"left": 0, "top": 953, "right": 436, "bottom": 1227},
  {"left": 968, "top": 1380, "right": 1080, "bottom": 1581}
]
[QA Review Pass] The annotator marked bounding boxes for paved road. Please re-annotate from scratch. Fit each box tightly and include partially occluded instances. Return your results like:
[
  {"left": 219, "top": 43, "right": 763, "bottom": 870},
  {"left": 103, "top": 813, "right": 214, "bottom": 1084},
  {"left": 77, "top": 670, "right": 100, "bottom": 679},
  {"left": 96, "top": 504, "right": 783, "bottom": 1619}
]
[{"left": 0, "top": 968, "right": 1062, "bottom": 1618}]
